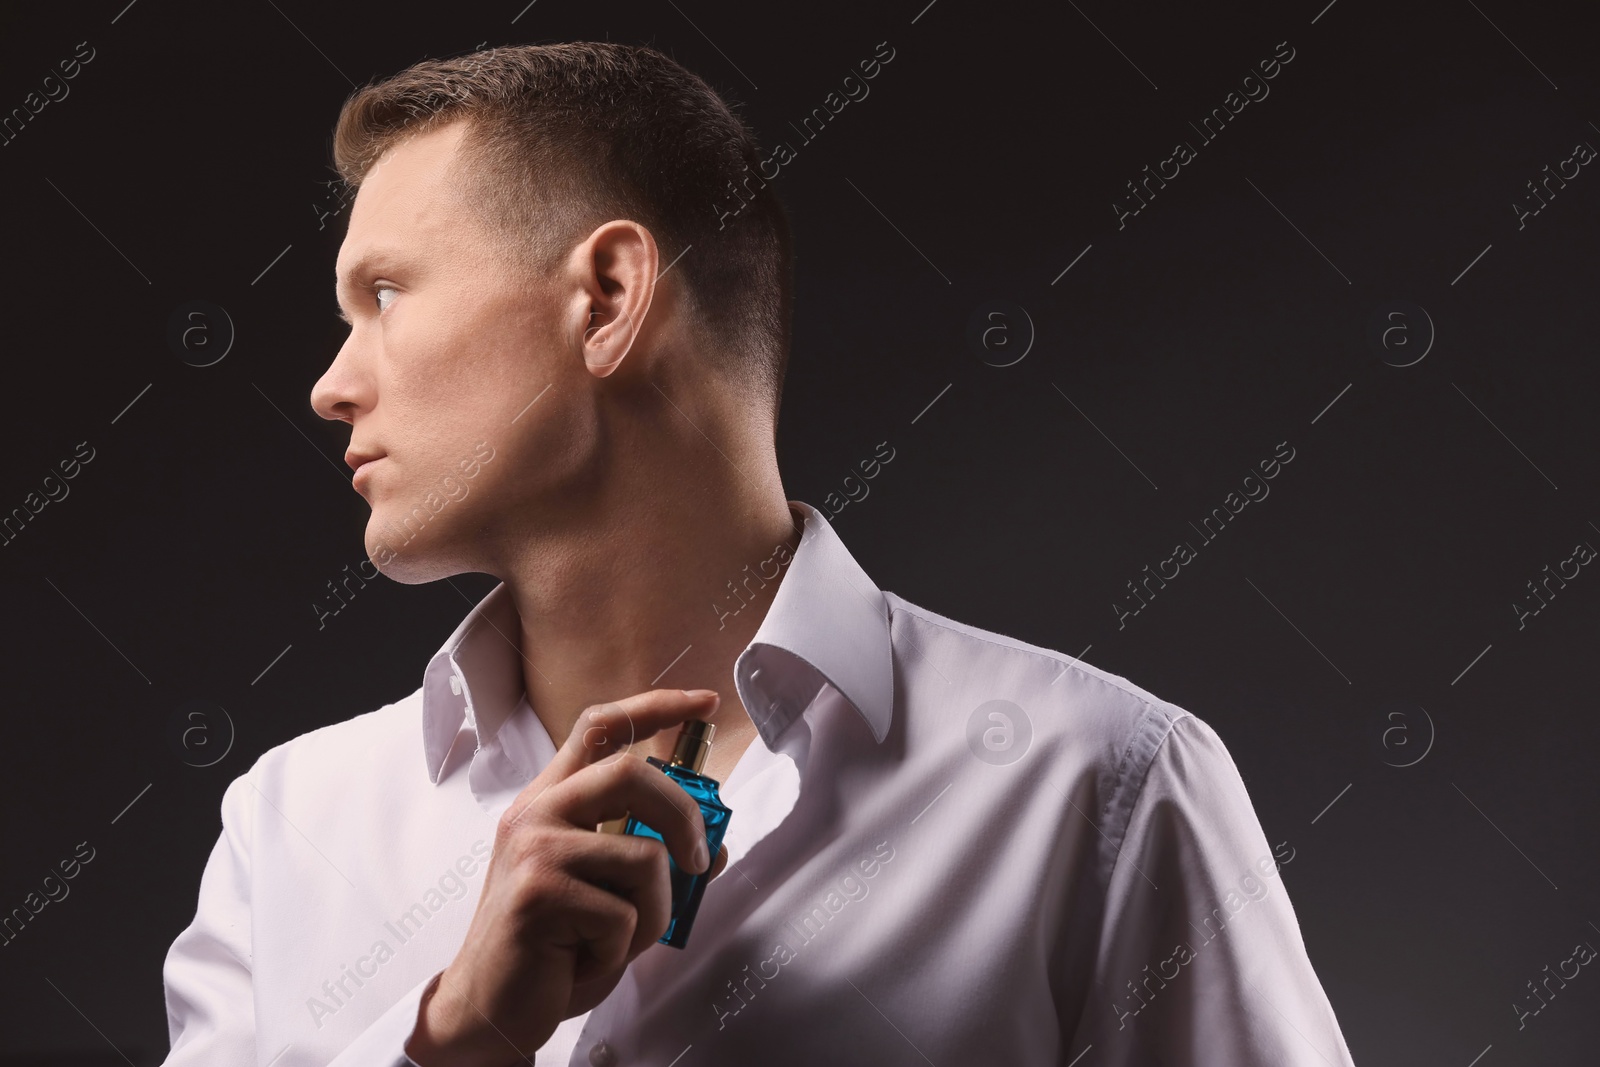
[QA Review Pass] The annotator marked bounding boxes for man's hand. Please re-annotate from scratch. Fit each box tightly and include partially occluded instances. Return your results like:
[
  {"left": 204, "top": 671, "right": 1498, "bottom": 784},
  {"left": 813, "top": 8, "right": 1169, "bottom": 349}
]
[{"left": 405, "top": 688, "right": 730, "bottom": 1066}]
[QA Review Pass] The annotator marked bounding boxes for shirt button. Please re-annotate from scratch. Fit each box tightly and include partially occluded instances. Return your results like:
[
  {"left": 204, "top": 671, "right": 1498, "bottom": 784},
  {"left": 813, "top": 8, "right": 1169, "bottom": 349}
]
[
  {"left": 588, "top": 1041, "right": 618, "bottom": 1067},
  {"left": 449, "top": 674, "right": 463, "bottom": 696}
]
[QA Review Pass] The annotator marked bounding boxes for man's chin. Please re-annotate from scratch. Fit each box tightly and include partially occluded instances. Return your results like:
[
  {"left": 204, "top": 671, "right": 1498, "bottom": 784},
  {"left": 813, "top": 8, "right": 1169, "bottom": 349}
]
[{"left": 362, "top": 521, "right": 454, "bottom": 585}]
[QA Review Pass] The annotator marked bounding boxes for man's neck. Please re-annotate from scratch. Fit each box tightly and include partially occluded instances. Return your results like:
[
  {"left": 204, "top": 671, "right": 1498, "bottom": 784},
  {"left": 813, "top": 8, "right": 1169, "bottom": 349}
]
[{"left": 503, "top": 486, "right": 803, "bottom": 773}]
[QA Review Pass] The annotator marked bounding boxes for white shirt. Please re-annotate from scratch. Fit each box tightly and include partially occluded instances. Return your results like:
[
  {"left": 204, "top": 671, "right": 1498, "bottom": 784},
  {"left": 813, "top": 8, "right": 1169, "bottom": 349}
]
[{"left": 161, "top": 498, "right": 1356, "bottom": 1066}]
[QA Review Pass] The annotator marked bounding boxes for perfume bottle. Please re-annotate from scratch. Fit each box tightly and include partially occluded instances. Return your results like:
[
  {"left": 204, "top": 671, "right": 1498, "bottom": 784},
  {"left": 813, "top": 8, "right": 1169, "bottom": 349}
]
[{"left": 599, "top": 718, "right": 732, "bottom": 949}]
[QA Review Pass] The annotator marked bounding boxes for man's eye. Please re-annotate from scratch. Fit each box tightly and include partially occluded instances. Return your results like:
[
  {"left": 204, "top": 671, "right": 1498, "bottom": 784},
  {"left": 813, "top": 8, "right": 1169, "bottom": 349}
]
[{"left": 375, "top": 286, "right": 398, "bottom": 312}]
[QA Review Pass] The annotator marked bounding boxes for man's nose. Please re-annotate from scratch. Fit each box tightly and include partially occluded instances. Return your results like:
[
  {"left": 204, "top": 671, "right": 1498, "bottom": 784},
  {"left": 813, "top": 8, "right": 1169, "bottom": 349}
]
[{"left": 310, "top": 337, "right": 370, "bottom": 422}]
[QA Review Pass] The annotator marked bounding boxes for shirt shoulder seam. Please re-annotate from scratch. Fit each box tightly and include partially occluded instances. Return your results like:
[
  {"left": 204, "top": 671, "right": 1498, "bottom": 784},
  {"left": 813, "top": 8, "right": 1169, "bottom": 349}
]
[
  {"left": 880, "top": 590, "right": 1195, "bottom": 829},
  {"left": 882, "top": 590, "right": 1190, "bottom": 720},
  {"left": 1094, "top": 707, "right": 1194, "bottom": 909}
]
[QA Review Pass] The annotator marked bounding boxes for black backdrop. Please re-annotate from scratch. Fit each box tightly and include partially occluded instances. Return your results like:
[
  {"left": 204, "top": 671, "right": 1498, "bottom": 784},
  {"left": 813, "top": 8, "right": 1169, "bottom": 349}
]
[{"left": 1, "top": 0, "right": 1597, "bottom": 1063}]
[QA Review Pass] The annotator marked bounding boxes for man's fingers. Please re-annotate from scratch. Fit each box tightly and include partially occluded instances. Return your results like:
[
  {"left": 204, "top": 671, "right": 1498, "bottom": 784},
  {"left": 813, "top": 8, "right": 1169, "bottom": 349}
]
[
  {"left": 548, "top": 755, "right": 710, "bottom": 874},
  {"left": 568, "top": 833, "right": 675, "bottom": 956},
  {"left": 545, "top": 688, "right": 721, "bottom": 782},
  {"left": 558, "top": 878, "right": 639, "bottom": 985}
]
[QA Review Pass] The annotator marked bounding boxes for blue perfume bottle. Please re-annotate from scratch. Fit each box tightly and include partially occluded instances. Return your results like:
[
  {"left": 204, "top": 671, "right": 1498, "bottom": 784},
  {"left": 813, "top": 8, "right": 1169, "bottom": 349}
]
[{"left": 604, "top": 719, "right": 732, "bottom": 948}]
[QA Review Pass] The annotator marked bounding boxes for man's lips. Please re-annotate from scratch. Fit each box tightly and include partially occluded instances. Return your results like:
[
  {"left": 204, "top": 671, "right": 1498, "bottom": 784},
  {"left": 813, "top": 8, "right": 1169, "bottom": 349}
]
[
  {"left": 344, "top": 449, "right": 385, "bottom": 473},
  {"left": 351, "top": 456, "right": 383, "bottom": 492}
]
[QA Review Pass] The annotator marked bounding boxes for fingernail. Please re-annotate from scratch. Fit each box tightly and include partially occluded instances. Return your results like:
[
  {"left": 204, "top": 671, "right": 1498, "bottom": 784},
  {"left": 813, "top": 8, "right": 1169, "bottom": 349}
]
[
  {"left": 682, "top": 688, "right": 719, "bottom": 699},
  {"left": 694, "top": 838, "right": 710, "bottom": 872}
]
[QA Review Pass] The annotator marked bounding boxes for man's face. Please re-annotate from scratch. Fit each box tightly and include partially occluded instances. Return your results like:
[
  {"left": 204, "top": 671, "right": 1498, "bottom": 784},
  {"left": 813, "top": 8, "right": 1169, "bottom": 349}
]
[{"left": 311, "top": 119, "right": 602, "bottom": 582}]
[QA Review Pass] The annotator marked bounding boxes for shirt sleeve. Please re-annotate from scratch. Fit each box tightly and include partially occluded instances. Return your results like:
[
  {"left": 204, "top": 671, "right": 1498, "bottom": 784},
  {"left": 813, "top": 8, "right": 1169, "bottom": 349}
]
[
  {"left": 159, "top": 769, "right": 436, "bottom": 1067},
  {"left": 323, "top": 972, "right": 439, "bottom": 1067},
  {"left": 1066, "top": 712, "right": 1357, "bottom": 1066},
  {"left": 160, "top": 771, "right": 258, "bottom": 1065}
]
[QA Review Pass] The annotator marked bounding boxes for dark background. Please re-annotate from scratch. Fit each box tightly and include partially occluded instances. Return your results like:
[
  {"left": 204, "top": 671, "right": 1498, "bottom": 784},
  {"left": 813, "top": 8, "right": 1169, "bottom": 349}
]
[{"left": 1, "top": 0, "right": 1596, "bottom": 1063}]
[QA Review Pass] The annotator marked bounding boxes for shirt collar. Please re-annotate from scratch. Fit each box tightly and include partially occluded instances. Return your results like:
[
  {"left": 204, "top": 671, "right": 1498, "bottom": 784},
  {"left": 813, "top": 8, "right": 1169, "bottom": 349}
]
[{"left": 419, "top": 499, "right": 894, "bottom": 784}]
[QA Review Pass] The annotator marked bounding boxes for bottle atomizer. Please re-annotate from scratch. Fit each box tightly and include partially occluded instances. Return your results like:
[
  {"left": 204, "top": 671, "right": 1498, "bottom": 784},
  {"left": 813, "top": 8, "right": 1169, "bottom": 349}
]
[{"left": 597, "top": 718, "right": 732, "bottom": 948}]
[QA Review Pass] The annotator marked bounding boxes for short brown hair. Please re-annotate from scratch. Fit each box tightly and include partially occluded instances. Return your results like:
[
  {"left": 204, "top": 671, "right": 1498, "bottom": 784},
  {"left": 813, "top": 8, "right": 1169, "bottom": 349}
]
[{"left": 331, "top": 42, "right": 793, "bottom": 428}]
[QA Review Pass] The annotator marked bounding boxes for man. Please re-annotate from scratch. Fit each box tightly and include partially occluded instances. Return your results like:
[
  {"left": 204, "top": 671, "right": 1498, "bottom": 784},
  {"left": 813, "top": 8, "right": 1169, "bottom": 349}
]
[{"left": 161, "top": 42, "right": 1357, "bottom": 1066}]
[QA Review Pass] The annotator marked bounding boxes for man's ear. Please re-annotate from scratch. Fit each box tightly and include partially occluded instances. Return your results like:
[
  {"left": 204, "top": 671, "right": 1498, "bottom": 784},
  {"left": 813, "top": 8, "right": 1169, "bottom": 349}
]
[{"left": 571, "top": 220, "right": 658, "bottom": 379}]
